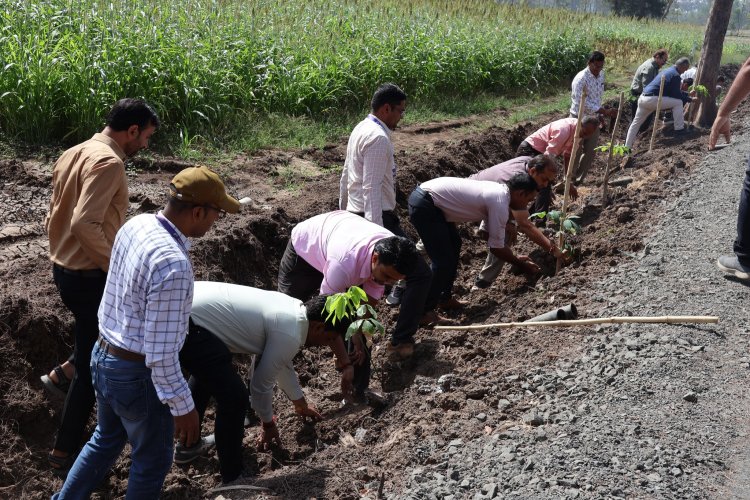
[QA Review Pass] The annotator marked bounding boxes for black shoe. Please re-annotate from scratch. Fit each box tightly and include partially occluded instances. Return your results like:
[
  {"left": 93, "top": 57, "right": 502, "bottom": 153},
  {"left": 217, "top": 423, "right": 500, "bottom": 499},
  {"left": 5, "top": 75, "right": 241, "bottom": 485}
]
[{"left": 385, "top": 282, "right": 405, "bottom": 306}]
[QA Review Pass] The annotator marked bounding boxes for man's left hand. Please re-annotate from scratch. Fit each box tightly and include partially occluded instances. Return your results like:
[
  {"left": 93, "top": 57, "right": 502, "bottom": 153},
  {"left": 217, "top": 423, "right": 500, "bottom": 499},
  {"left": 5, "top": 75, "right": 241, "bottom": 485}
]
[
  {"left": 340, "top": 365, "right": 354, "bottom": 402},
  {"left": 293, "top": 400, "right": 323, "bottom": 422}
]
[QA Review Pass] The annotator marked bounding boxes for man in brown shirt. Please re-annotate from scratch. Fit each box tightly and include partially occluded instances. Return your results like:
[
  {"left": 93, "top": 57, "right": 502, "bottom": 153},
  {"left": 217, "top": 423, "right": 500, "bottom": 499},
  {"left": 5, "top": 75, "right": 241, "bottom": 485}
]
[{"left": 43, "top": 98, "right": 159, "bottom": 474}]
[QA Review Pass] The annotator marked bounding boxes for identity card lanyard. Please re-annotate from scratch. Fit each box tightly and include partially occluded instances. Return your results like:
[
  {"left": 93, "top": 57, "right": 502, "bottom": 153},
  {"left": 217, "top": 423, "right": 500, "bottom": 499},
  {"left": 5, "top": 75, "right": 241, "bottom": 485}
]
[
  {"left": 155, "top": 213, "right": 188, "bottom": 253},
  {"left": 368, "top": 115, "right": 397, "bottom": 178}
]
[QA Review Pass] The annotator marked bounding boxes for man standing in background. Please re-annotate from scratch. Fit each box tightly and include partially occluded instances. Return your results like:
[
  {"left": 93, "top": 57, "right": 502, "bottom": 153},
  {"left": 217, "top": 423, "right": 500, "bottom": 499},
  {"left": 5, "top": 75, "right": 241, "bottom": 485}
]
[
  {"left": 630, "top": 49, "right": 669, "bottom": 124},
  {"left": 570, "top": 51, "right": 618, "bottom": 183},
  {"left": 43, "top": 98, "right": 159, "bottom": 474}
]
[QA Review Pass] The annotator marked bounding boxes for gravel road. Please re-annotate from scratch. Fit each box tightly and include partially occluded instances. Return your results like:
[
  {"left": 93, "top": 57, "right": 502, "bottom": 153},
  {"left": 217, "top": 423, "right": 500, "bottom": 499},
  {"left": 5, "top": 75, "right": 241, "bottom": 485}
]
[{"left": 396, "top": 126, "right": 750, "bottom": 499}]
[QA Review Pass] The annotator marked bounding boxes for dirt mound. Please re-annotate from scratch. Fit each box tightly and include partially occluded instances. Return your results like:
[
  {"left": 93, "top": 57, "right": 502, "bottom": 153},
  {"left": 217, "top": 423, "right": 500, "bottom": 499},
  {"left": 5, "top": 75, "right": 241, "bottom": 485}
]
[{"left": 0, "top": 84, "right": 726, "bottom": 498}]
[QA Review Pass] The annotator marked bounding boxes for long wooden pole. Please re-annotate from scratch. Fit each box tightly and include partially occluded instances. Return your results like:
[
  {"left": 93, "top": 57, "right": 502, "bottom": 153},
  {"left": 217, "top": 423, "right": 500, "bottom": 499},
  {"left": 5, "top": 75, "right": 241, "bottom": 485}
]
[
  {"left": 434, "top": 315, "right": 718, "bottom": 331},
  {"left": 649, "top": 74, "right": 666, "bottom": 152},
  {"left": 601, "top": 92, "right": 625, "bottom": 206},
  {"left": 556, "top": 89, "right": 586, "bottom": 274}
]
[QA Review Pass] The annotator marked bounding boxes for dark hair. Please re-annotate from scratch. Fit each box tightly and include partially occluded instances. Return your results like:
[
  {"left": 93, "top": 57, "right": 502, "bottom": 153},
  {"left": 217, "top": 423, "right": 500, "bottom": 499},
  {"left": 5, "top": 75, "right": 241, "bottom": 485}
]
[
  {"left": 653, "top": 49, "right": 668, "bottom": 59},
  {"left": 166, "top": 195, "right": 197, "bottom": 213},
  {"left": 371, "top": 83, "right": 407, "bottom": 112},
  {"left": 106, "top": 98, "right": 160, "bottom": 131},
  {"left": 581, "top": 115, "right": 600, "bottom": 128},
  {"left": 373, "top": 236, "right": 418, "bottom": 275},
  {"left": 507, "top": 172, "right": 539, "bottom": 193},
  {"left": 683, "top": 78, "right": 694, "bottom": 87},
  {"left": 527, "top": 155, "right": 555, "bottom": 173},
  {"left": 675, "top": 57, "right": 691, "bottom": 68},
  {"left": 588, "top": 51, "right": 605, "bottom": 63},
  {"left": 304, "top": 295, "right": 352, "bottom": 335}
]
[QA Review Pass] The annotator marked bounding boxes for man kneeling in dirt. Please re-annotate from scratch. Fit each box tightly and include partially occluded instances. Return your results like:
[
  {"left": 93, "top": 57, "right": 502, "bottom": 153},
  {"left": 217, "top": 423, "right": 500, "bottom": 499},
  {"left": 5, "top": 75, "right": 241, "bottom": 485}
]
[
  {"left": 408, "top": 172, "right": 541, "bottom": 308},
  {"left": 175, "top": 281, "right": 354, "bottom": 482},
  {"left": 278, "top": 210, "right": 435, "bottom": 383},
  {"left": 468, "top": 155, "right": 565, "bottom": 290}
]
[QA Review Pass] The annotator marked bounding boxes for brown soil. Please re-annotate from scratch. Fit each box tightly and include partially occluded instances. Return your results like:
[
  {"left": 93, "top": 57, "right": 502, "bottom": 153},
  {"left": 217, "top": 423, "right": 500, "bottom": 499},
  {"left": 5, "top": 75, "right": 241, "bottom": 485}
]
[{"left": 0, "top": 83, "right": 734, "bottom": 498}]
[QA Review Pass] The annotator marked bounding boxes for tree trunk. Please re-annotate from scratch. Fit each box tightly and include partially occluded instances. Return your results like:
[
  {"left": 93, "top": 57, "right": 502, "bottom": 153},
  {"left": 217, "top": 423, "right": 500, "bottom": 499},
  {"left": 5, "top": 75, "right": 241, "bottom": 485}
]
[{"left": 689, "top": 0, "right": 734, "bottom": 127}]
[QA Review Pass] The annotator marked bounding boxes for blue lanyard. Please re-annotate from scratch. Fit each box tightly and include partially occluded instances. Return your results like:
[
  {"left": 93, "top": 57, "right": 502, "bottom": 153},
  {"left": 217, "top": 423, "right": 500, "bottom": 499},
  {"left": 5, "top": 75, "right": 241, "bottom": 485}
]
[
  {"left": 368, "top": 115, "right": 397, "bottom": 176},
  {"left": 155, "top": 213, "right": 188, "bottom": 252}
]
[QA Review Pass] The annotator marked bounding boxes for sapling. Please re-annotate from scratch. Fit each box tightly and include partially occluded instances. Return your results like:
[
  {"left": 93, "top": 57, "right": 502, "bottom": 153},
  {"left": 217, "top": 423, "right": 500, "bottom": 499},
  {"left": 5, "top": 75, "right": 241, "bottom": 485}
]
[
  {"left": 689, "top": 84, "right": 709, "bottom": 98},
  {"left": 595, "top": 141, "right": 631, "bottom": 157},
  {"left": 529, "top": 210, "right": 582, "bottom": 256},
  {"left": 324, "top": 286, "right": 385, "bottom": 346}
]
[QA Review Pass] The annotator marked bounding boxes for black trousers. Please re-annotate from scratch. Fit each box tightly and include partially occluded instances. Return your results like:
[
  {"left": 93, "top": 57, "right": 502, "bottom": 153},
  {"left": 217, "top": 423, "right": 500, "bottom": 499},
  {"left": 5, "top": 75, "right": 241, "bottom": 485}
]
[
  {"left": 408, "top": 188, "right": 462, "bottom": 305},
  {"left": 52, "top": 265, "right": 107, "bottom": 454},
  {"left": 180, "top": 321, "right": 248, "bottom": 483},
  {"left": 734, "top": 156, "right": 750, "bottom": 266}
]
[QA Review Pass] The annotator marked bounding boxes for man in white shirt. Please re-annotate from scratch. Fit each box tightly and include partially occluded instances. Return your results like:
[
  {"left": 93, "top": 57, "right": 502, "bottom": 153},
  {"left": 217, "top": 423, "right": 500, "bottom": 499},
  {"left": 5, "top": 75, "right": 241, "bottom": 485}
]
[
  {"left": 178, "top": 282, "right": 356, "bottom": 483},
  {"left": 570, "top": 51, "right": 618, "bottom": 183},
  {"left": 339, "top": 83, "right": 418, "bottom": 308}
]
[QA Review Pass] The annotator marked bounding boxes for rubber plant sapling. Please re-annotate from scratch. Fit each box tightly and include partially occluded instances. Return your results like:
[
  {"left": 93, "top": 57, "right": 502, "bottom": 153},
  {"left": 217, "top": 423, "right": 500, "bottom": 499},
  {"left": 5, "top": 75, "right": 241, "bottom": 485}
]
[{"left": 324, "top": 286, "right": 384, "bottom": 346}]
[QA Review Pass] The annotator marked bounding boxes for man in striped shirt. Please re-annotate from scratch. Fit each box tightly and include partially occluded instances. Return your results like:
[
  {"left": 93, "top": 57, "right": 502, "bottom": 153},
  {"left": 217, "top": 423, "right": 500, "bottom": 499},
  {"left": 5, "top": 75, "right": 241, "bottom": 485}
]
[{"left": 53, "top": 166, "right": 239, "bottom": 499}]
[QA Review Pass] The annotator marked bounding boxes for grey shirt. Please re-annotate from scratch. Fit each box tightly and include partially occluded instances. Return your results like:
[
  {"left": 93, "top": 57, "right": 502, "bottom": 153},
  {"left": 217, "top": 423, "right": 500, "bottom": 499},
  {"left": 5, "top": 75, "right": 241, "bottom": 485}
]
[
  {"left": 631, "top": 58, "right": 660, "bottom": 94},
  {"left": 190, "top": 281, "right": 307, "bottom": 422}
]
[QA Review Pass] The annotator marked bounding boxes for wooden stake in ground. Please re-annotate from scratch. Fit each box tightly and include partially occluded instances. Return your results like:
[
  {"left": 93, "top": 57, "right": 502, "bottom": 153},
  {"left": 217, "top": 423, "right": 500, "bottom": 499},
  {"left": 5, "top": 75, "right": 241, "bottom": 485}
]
[
  {"left": 601, "top": 91, "right": 625, "bottom": 206},
  {"left": 556, "top": 90, "right": 586, "bottom": 274},
  {"left": 649, "top": 74, "right": 666, "bottom": 152},
  {"left": 434, "top": 315, "right": 718, "bottom": 331}
]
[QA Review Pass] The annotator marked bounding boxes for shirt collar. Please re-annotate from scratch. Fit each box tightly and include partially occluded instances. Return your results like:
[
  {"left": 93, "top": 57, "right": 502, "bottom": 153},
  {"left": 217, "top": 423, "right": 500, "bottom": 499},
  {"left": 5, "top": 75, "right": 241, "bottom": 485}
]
[
  {"left": 157, "top": 210, "right": 192, "bottom": 252},
  {"left": 91, "top": 133, "right": 127, "bottom": 161},
  {"left": 368, "top": 114, "right": 392, "bottom": 138}
]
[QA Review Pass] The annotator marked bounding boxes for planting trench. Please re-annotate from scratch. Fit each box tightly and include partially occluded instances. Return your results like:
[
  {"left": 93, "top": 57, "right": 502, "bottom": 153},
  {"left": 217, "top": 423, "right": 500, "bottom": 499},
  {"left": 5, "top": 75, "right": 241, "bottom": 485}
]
[{"left": 0, "top": 67, "right": 742, "bottom": 499}]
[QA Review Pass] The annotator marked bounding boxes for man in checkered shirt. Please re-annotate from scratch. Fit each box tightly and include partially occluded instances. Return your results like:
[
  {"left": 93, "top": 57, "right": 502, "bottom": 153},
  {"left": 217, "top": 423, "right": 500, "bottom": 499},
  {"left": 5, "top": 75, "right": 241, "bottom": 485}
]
[{"left": 53, "top": 166, "right": 239, "bottom": 499}]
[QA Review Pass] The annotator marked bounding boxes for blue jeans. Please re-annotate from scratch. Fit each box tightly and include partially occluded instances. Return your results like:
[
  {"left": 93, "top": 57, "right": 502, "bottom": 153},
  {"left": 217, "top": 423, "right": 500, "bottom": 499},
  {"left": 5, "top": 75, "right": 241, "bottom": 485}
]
[{"left": 52, "top": 343, "right": 174, "bottom": 500}]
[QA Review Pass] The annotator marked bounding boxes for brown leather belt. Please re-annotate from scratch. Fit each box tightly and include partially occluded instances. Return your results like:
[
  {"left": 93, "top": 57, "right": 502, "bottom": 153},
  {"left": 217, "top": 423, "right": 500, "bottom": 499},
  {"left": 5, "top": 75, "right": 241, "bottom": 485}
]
[{"left": 97, "top": 337, "right": 146, "bottom": 362}]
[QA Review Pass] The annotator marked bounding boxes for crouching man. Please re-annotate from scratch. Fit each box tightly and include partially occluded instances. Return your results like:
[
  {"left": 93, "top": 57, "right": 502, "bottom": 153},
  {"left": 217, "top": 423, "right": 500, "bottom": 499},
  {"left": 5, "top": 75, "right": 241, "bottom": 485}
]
[
  {"left": 408, "top": 173, "right": 541, "bottom": 309},
  {"left": 178, "top": 281, "right": 356, "bottom": 483}
]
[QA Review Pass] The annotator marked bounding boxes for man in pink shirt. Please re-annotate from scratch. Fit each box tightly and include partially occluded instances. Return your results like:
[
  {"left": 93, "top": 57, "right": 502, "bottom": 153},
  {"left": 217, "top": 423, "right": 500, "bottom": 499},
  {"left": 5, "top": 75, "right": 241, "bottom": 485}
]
[
  {"left": 517, "top": 115, "right": 599, "bottom": 175},
  {"left": 277, "top": 210, "right": 433, "bottom": 393},
  {"left": 408, "top": 174, "right": 541, "bottom": 309}
]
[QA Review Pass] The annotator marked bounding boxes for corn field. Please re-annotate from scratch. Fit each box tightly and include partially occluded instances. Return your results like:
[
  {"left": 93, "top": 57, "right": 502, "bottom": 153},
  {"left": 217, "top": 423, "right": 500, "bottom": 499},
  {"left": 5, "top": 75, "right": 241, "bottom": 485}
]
[{"left": 1, "top": 0, "right": 747, "bottom": 145}]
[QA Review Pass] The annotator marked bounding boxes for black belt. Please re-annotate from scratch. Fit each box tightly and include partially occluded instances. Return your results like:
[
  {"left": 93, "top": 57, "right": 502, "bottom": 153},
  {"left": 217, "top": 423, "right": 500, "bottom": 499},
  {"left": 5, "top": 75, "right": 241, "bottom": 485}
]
[
  {"left": 53, "top": 263, "right": 106, "bottom": 278},
  {"left": 415, "top": 186, "right": 433, "bottom": 203},
  {"left": 97, "top": 336, "right": 146, "bottom": 362}
]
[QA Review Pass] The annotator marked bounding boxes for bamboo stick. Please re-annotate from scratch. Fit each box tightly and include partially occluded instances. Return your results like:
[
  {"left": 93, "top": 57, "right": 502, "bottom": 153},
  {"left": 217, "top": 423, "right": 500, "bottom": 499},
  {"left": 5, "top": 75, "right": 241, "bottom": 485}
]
[
  {"left": 649, "top": 74, "right": 666, "bottom": 152},
  {"left": 556, "top": 89, "right": 586, "bottom": 274},
  {"left": 601, "top": 91, "right": 625, "bottom": 206},
  {"left": 434, "top": 315, "right": 718, "bottom": 331}
]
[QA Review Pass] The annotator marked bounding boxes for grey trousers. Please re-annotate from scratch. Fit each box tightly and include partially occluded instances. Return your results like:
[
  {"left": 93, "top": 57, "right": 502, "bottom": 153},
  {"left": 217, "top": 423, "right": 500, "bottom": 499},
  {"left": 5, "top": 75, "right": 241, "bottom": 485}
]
[
  {"left": 574, "top": 125, "right": 599, "bottom": 183},
  {"left": 475, "top": 252, "right": 505, "bottom": 288}
]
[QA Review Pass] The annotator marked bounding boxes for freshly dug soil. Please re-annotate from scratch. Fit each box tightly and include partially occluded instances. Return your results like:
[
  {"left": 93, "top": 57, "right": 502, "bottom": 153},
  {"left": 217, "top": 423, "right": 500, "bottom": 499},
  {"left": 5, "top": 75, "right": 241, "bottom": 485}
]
[{"left": 0, "top": 79, "right": 739, "bottom": 499}]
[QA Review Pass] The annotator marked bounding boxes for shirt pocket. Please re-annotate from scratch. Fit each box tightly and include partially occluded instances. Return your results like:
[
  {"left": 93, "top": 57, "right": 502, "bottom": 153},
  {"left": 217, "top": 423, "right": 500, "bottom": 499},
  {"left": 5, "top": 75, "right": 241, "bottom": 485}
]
[{"left": 106, "top": 377, "right": 149, "bottom": 421}]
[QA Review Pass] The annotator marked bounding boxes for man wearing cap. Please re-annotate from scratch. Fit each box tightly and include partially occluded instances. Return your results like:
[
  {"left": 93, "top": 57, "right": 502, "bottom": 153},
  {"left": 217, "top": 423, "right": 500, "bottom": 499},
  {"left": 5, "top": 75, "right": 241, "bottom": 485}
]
[
  {"left": 42, "top": 98, "right": 159, "bottom": 474},
  {"left": 53, "top": 166, "right": 239, "bottom": 499}
]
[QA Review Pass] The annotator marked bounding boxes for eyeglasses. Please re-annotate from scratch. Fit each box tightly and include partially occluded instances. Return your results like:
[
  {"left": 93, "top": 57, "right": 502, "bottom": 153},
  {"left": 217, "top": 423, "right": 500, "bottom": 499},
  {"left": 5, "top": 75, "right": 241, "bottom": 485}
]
[{"left": 201, "top": 205, "right": 226, "bottom": 219}]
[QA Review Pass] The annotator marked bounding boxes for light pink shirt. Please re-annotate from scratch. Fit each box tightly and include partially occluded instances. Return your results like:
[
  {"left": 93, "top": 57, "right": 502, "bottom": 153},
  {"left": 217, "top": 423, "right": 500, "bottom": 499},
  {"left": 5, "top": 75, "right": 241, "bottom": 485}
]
[
  {"left": 339, "top": 115, "right": 397, "bottom": 227},
  {"left": 525, "top": 118, "right": 577, "bottom": 157},
  {"left": 290, "top": 210, "right": 393, "bottom": 299},
  {"left": 420, "top": 178, "right": 510, "bottom": 249}
]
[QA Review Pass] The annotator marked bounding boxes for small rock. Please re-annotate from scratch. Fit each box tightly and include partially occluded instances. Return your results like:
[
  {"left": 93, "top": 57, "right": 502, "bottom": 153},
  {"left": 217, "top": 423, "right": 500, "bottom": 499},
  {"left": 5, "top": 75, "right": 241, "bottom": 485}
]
[
  {"left": 497, "top": 399, "right": 511, "bottom": 411},
  {"left": 647, "top": 473, "right": 662, "bottom": 483},
  {"left": 476, "top": 413, "right": 487, "bottom": 422},
  {"left": 522, "top": 410, "right": 545, "bottom": 427},
  {"left": 671, "top": 467, "right": 683, "bottom": 476},
  {"left": 683, "top": 392, "right": 698, "bottom": 403}
]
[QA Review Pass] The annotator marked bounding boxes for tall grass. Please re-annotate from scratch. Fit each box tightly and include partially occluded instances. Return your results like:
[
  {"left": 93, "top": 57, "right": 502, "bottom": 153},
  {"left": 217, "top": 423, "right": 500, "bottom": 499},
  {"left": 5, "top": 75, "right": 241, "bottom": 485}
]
[{"left": 1, "top": 0, "right": 747, "bottom": 147}]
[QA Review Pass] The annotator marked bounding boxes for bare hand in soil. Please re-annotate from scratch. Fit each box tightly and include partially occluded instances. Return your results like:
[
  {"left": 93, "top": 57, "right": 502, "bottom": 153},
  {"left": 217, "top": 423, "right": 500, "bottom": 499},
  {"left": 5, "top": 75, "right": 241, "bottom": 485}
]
[
  {"left": 518, "top": 255, "right": 540, "bottom": 274},
  {"left": 174, "top": 409, "right": 200, "bottom": 447},
  {"left": 709, "top": 116, "right": 731, "bottom": 150},
  {"left": 256, "top": 424, "right": 281, "bottom": 452},
  {"left": 295, "top": 404, "right": 323, "bottom": 422},
  {"left": 350, "top": 333, "right": 366, "bottom": 366},
  {"left": 549, "top": 243, "right": 564, "bottom": 259},
  {"left": 340, "top": 365, "right": 355, "bottom": 402}
]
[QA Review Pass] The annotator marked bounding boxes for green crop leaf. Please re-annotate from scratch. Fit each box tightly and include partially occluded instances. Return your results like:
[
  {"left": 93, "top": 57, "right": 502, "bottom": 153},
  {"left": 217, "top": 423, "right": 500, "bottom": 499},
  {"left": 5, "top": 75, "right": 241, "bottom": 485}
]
[
  {"left": 548, "top": 210, "right": 562, "bottom": 223},
  {"left": 529, "top": 211, "right": 547, "bottom": 219}
]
